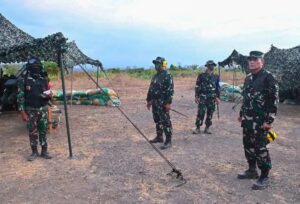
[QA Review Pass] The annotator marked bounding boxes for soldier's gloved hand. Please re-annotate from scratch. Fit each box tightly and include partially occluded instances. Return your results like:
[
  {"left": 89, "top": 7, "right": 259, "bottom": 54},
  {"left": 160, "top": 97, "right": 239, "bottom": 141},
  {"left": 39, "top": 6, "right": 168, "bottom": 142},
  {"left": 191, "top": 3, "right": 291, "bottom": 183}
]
[
  {"left": 146, "top": 102, "right": 152, "bottom": 110},
  {"left": 165, "top": 103, "right": 172, "bottom": 111},
  {"left": 195, "top": 97, "right": 200, "bottom": 104},
  {"left": 20, "top": 111, "right": 29, "bottom": 122},
  {"left": 261, "top": 122, "right": 271, "bottom": 130}
]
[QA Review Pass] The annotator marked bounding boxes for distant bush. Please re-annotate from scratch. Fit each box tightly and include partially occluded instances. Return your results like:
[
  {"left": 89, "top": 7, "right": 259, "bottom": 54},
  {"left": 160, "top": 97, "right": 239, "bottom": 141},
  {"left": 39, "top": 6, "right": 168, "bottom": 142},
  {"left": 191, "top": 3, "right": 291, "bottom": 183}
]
[
  {"left": 2, "top": 64, "right": 21, "bottom": 76},
  {"left": 43, "top": 61, "right": 59, "bottom": 75}
]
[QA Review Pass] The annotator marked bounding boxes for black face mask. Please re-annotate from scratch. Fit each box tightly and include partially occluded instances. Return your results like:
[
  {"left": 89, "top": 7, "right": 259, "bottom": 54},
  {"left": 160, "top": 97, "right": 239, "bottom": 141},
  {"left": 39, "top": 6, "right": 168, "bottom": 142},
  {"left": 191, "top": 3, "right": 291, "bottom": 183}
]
[
  {"left": 155, "top": 64, "right": 162, "bottom": 72},
  {"left": 28, "top": 66, "right": 41, "bottom": 76}
]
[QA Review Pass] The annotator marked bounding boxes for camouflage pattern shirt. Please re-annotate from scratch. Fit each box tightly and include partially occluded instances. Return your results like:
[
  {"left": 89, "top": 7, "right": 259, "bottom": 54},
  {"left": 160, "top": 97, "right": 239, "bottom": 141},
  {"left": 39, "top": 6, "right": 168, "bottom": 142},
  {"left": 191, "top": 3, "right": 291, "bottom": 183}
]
[
  {"left": 240, "top": 69, "right": 279, "bottom": 129},
  {"left": 146, "top": 70, "right": 174, "bottom": 105},
  {"left": 195, "top": 71, "right": 220, "bottom": 99},
  {"left": 17, "top": 72, "right": 49, "bottom": 111}
]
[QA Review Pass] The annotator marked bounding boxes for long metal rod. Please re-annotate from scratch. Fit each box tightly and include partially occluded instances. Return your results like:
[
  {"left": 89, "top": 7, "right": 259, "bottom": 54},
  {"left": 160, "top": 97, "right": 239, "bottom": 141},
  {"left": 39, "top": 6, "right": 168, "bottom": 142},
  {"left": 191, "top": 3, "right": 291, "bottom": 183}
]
[
  {"left": 79, "top": 64, "right": 180, "bottom": 171},
  {"left": 170, "top": 109, "right": 188, "bottom": 118},
  {"left": 217, "top": 65, "right": 221, "bottom": 119},
  {"left": 58, "top": 50, "right": 73, "bottom": 158},
  {"left": 98, "top": 65, "right": 121, "bottom": 99}
]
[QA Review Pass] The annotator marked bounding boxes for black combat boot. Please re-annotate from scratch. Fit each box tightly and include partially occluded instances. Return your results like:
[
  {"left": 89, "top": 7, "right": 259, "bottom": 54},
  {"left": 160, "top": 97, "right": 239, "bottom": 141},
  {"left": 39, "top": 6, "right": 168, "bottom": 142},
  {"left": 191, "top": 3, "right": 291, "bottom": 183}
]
[
  {"left": 204, "top": 126, "right": 212, "bottom": 134},
  {"left": 238, "top": 161, "right": 259, "bottom": 179},
  {"left": 192, "top": 127, "right": 201, "bottom": 134},
  {"left": 252, "top": 169, "right": 270, "bottom": 190},
  {"left": 150, "top": 135, "right": 163, "bottom": 143},
  {"left": 160, "top": 135, "right": 172, "bottom": 150},
  {"left": 28, "top": 146, "right": 39, "bottom": 161},
  {"left": 41, "top": 146, "right": 52, "bottom": 159}
]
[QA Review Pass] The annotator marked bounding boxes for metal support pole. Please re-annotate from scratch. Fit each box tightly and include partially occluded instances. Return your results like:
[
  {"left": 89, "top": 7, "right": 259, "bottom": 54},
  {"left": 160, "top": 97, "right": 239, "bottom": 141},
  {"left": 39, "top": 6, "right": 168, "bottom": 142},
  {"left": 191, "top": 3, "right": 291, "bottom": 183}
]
[
  {"left": 58, "top": 49, "right": 73, "bottom": 159},
  {"left": 96, "top": 65, "right": 99, "bottom": 89},
  {"left": 70, "top": 67, "right": 73, "bottom": 106}
]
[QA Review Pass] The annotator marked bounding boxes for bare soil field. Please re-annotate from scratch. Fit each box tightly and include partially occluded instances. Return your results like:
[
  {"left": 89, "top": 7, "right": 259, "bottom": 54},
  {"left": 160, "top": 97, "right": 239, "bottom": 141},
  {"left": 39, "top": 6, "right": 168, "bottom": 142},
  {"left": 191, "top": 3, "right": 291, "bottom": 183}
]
[{"left": 0, "top": 74, "right": 299, "bottom": 204}]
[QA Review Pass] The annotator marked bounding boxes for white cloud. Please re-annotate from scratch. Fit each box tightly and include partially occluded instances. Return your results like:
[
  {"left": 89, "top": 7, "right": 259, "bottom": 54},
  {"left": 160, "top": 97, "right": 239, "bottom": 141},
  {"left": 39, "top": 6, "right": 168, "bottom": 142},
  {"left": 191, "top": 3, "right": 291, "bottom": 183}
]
[{"left": 21, "top": 0, "right": 300, "bottom": 41}]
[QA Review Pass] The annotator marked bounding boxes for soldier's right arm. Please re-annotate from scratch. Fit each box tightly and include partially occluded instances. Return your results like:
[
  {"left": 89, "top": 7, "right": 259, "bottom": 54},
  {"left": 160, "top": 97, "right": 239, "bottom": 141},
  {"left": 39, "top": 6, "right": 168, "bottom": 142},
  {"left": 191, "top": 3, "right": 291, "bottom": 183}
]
[
  {"left": 195, "top": 73, "right": 202, "bottom": 98},
  {"left": 146, "top": 76, "right": 154, "bottom": 103},
  {"left": 239, "top": 79, "right": 246, "bottom": 118},
  {"left": 17, "top": 77, "right": 25, "bottom": 111}
]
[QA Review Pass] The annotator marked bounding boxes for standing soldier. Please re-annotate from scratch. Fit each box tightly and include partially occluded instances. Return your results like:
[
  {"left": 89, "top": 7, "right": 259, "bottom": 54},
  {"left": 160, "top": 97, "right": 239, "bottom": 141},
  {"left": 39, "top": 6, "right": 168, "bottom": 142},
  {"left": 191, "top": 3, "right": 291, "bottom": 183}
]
[
  {"left": 193, "top": 60, "right": 220, "bottom": 134},
  {"left": 147, "top": 57, "right": 174, "bottom": 150},
  {"left": 17, "top": 57, "right": 52, "bottom": 161},
  {"left": 237, "top": 51, "right": 279, "bottom": 190}
]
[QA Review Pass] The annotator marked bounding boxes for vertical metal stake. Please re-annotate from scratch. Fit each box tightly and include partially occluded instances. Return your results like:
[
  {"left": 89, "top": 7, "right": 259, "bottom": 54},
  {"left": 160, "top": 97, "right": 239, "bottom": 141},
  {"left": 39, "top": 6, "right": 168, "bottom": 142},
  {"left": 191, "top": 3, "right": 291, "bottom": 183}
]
[{"left": 58, "top": 49, "right": 73, "bottom": 159}]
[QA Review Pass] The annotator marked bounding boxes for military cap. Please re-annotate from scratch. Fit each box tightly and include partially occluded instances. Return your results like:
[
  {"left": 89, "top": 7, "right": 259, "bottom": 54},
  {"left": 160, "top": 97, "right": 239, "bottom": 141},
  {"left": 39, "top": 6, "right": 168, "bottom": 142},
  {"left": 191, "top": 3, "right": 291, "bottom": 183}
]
[
  {"left": 247, "top": 51, "right": 264, "bottom": 59},
  {"left": 27, "top": 56, "right": 42, "bottom": 66},
  {"left": 152, "top": 56, "right": 166, "bottom": 65},
  {"left": 205, "top": 60, "right": 217, "bottom": 67}
]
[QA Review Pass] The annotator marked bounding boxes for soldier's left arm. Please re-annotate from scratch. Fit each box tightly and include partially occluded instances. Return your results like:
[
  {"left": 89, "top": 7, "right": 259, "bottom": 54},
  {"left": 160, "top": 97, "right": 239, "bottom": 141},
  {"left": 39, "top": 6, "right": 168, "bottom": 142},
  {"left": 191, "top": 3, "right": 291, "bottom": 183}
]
[
  {"left": 164, "top": 74, "right": 174, "bottom": 105},
  {"left": 265, "top": 73, "right": 279, "bottom": 124},
  {"left": 215, "top": 74, "right": 221, "bottom": 98},
  {"left": 16, "top": 77, "right": 25, "bottom": 111}
]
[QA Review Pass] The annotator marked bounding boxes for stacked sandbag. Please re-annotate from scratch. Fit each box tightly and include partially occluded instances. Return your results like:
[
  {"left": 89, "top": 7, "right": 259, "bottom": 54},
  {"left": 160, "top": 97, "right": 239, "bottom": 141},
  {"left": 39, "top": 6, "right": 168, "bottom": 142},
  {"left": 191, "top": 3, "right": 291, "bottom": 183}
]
[{"left": 51, "top": 88, "right": 121, "bottom": 106}]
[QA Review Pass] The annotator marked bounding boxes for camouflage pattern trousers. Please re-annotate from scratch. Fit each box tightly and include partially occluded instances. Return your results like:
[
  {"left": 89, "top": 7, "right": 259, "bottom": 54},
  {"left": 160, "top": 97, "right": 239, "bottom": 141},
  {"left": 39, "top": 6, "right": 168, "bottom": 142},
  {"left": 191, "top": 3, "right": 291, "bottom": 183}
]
[
  {"left": 152, "top": 100, "right": 172, "bottom": 138},
  {"left": 26, "top": 109, "right": 48, "bottom": 147},
  {"left": 195, "top": 98, "right": 215, "bottom": 128},
  {"left": 243, "top": 127, "right": 271, "bottom": 170}
]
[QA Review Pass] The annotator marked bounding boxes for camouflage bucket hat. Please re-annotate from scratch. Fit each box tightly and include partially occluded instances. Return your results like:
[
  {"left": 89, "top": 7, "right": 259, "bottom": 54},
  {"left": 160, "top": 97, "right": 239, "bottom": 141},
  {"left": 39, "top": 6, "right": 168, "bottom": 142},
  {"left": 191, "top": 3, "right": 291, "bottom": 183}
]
[{"left": 205, "top": 60, "right": 217, "bottom": 67}]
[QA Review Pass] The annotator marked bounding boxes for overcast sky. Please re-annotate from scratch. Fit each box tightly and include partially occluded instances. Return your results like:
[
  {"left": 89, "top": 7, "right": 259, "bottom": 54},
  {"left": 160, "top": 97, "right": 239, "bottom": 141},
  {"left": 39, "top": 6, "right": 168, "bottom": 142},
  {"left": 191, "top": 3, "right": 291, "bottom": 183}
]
[{"left": 1, "top": 0, "right": 300, "bottom": 68}]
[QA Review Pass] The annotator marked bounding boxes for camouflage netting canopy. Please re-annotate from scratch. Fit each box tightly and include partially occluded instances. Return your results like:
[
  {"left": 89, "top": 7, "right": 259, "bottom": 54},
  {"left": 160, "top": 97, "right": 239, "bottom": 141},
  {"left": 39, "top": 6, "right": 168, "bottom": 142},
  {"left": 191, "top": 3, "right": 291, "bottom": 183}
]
[
  {"left": 64, "top": 41, "right": 102, "bottom": 68},
  {"left": 0, "top": 32, "right": 68, "bottom": 63},
  {"left": 219, "top": 45, "right": 300, "bottom": 102},
  {"left": 0, "top": 13, "right": 34, "bottom": 51},
  {"left": 264, "top": 45, "right": 300, "bottom": 92},
  {"left": 218, "top": 50, "right": 248, "bottom": 73},
  {"left": 0, "top": 13, "right": 101, "bottom": 68}
]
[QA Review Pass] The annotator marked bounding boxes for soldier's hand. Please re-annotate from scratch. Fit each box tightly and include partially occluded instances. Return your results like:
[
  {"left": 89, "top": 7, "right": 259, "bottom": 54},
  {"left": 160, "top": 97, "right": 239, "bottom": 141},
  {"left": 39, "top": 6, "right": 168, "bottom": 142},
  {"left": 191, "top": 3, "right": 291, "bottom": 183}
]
[
  {"left": 165, "top": 103, "right": 172, "bottom": 111},
  {"left": 20, "top": 111, "right": 29, "bottom": 122},
  {"left": 195, "top": 97, "right": 200, "bottom": 104},
  {"left": 238, "top": 116, "right": 242, "bottom": 123},
  {"left": 215, "top": 97, "right": 220, "bottom": 105},
  {"left": 146, "top": 102, "right": 152, "bottom": 111},
  {"left": 261, "top": 122, "right": 271, "bottom": 130}
]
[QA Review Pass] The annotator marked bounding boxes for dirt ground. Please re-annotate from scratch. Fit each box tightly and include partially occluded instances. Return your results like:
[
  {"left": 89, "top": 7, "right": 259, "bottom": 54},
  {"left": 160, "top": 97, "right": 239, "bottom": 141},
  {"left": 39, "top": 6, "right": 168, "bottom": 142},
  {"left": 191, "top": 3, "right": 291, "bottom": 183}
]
[{"left": 0, "top": 74, "right": 299, "bottom": 204}]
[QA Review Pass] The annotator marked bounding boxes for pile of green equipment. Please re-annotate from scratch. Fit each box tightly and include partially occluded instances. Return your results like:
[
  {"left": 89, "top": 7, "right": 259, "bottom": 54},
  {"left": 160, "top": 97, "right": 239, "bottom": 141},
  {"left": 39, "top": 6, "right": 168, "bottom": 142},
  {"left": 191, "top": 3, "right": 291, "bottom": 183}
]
[
  {"left": 51, "top": 88, "right": 120, "bottom": 107},
  {"left": 219, "top": 82, "right": 242, "bottom": 102}
]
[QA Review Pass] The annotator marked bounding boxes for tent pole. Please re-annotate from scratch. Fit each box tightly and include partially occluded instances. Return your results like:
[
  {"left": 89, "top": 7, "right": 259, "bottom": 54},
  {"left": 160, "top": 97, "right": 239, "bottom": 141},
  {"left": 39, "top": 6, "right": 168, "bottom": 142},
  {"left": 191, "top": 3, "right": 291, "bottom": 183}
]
[
  {"left": 58, "top": 49, "right": 73, "bottom": 159},
  {"left": 70, "top": 67, "right": 73, "bottom": 106},
  {"left": 96, "top": 65, "right": 99, "bottom": 89}
]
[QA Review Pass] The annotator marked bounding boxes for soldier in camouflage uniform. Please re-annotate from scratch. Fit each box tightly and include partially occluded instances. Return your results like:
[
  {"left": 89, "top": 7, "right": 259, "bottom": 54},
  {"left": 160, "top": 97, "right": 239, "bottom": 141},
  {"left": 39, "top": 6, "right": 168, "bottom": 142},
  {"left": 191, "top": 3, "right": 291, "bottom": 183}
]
[
  {"left": 193, "top": 60, "right": 220, "bottom": 134},
  {"left": 147, "top": 57, "right": 174, "bottom": 150},
  {"left": 237, "top": 51, "right": 279, "bottom": 190},
  {"left": 17, "top": 57, "right": 52, "bottom": 161}
]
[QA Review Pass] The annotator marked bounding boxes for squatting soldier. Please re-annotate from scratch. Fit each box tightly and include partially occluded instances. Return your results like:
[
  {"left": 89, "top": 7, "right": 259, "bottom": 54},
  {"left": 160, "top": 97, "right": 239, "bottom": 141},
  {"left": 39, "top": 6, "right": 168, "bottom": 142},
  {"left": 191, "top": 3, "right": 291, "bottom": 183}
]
[
  {"left": 193, "top": 60, "right": 220, "bottom": 134},
  {"left": 238, "top": 51, "right": 279, "bottom": 190},
  {"left": 17, "top": 57, "right": 52, "bottom": 161},
  {"left": 147, "top": 57, "right": 174, "bottom": 150}
]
